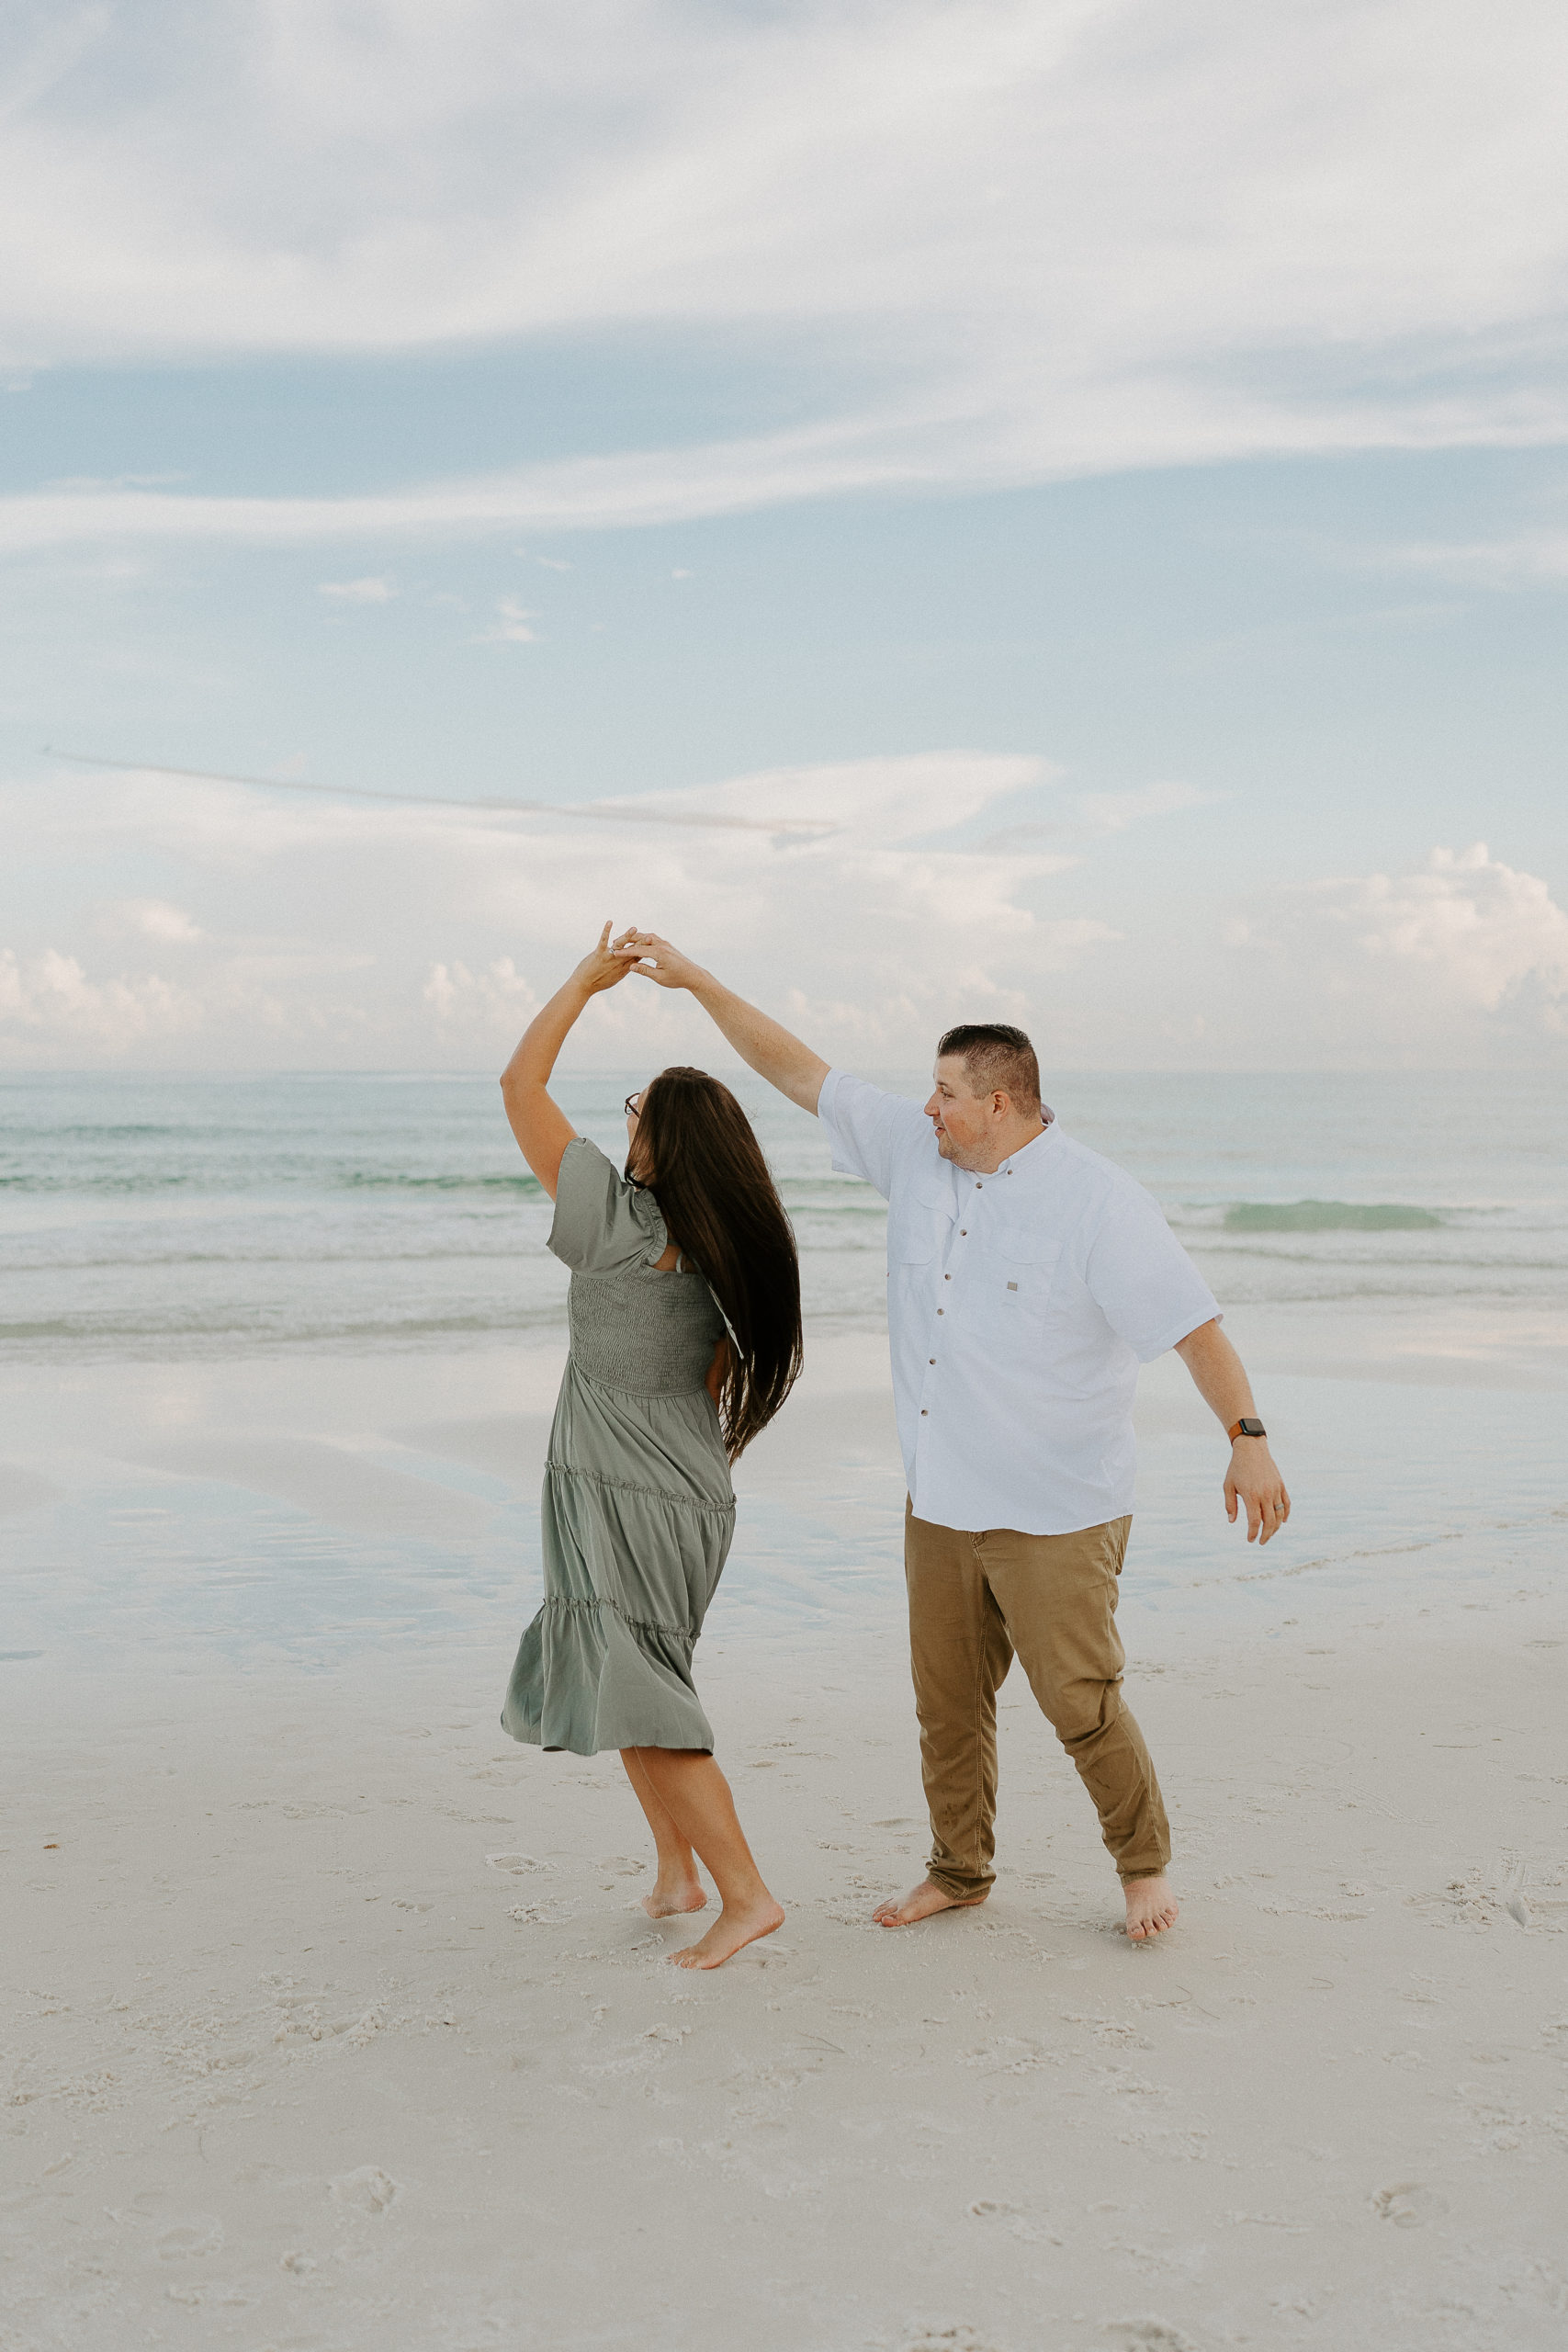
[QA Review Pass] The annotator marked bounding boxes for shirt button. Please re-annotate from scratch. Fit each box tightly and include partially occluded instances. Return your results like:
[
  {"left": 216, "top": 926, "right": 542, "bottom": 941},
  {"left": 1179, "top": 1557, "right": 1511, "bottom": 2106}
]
[
  {"left": 936, "top": 1307, "right": 943, "bottom": 1315},
  {"left": 920, "top": 1408, "right": 929, "bottom": 1416},
  {"left": 960, "top": 1228, "right": 966, "bottom": 1236},
  {"left": 943, "top": 1273, "right": 951, "bottom": 1281},
  {"left": 928, "top": 1357, "right": 935, "bottom": 1364}
]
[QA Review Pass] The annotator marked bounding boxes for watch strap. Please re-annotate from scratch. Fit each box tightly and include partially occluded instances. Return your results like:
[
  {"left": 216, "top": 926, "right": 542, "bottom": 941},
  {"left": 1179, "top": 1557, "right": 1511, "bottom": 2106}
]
[{"left": 1228, "top": 1417, "right": 1267, "bottom": 1442}]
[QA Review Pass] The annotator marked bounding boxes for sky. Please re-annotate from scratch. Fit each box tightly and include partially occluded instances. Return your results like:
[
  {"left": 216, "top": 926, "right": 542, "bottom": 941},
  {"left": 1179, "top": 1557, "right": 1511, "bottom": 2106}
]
[{"left": 3, "top": 0, "right": 1567, "bottom": 1074}]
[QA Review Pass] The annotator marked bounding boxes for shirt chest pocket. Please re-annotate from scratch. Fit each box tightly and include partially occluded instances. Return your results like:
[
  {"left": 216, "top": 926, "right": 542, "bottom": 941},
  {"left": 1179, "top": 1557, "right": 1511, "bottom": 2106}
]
[
  {"left": 887, "top": 1182, "right": 956, "bottom": 1267},
  {"left": 989, "top": 1222, "right": 1063, "bottom": 1314}
]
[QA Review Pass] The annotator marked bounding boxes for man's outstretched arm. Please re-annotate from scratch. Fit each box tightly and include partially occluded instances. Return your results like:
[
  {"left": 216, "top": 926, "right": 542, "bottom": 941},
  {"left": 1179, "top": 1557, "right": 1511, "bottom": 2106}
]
[
  {"left": 1173, "top": 1317, "right": 1292, "bottom": 1544},
  {"left": 619, "top": 932, "right": 829, "bottom": 1114}
]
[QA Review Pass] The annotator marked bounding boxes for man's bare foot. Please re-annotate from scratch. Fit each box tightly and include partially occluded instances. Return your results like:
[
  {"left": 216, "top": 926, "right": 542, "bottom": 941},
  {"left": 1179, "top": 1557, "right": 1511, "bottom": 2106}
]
[
  {"left": 872, "top": 1878, "right": 988, "bottom": 1928},
  {"left": 670, "top": 1895, "right": 784, "bottom": 1969},
  {"left": 1124, "top": 1873, "right": 1179, "bottom": 1940},
  {"left": 641, "top": 1875, "right": 707, "bottom": 1919}
]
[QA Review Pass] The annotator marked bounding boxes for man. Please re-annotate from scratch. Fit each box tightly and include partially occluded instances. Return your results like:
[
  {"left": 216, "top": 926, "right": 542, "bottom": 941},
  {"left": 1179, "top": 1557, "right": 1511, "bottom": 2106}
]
[{"left": 621, "top": 933, "right": 1291, "bottom": 1941}]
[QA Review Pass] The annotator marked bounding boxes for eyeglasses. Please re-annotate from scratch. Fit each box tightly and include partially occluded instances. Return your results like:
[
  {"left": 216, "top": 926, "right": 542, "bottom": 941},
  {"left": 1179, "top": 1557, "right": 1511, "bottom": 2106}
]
[{"left": 624, "top": 1093, "right": 641, "bottom": 1119}]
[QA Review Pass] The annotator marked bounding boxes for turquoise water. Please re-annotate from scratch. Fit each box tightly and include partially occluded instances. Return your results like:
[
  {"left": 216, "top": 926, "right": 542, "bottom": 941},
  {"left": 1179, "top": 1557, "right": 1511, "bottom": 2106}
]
[
  {"left": 1222, "top": 1200, "right": 1441, "bottom": 1232},
  {"left": 2, "top": 1068, "right": 1564, "bottom": 1360}
]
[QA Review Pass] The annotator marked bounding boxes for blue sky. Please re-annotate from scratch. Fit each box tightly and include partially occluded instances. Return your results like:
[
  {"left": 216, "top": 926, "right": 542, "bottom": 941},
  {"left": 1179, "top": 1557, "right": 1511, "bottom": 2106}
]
[{"left": 3, "top": 1, "right": 1567, "bottom": 1070}]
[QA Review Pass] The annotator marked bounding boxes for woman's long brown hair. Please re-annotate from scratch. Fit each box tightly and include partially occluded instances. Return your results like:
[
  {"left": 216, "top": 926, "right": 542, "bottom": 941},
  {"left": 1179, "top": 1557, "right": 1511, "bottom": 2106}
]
[{"left": 628, "top": 1067, "right": 802, "bottom": 1461}]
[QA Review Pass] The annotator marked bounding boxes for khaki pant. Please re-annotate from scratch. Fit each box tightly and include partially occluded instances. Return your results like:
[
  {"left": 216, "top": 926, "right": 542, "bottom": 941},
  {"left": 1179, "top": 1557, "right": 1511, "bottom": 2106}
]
[{"left": 904, "top": 1503, "right": 1169, "bottom": 1895}]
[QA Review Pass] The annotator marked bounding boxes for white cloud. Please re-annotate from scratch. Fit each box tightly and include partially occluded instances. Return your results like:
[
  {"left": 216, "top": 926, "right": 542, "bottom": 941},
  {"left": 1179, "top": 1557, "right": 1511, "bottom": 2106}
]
[
  {"left": 423, "top": 955, "right": 538, "bottom": 1034},
  {"left": 476, "top": 596, "right": 539, "bottom": 644},
  {"left": 317, "top": 574, "right": 397, "bottom": 602},
  {"left": 0, "top": 751, "right": 1107, "bottom": 1066},
  {"left": 0, "top": 946, "right": 201, "bottom": 1049},
  {"left": 5, "top": 762, "right": 1562, "bottom": 1071},
  {"left": 1, "top": 2, "right": 1566, "bottom": 547},
  {"left": 1076, "top": 781, "right": 1215, "bottom": 833},
  {"left": 1385, "top": 528, "right": 1568, "bottom": 589},
  {"left": 1310, "top": 843, "right": 1568, "bottom": 1014},
  {"left": 1220, "top": 843, "right": 1568, "bottom": 1057},
  {"left": 99, "top": 897, "right": 209, "bottom": 944},
  {"left": 0, "top": 420, "right": 998, "bottom": 552}
]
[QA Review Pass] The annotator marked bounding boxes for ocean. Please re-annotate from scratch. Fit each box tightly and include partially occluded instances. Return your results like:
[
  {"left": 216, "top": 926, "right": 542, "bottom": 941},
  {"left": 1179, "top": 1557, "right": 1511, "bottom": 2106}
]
[
  {"left": 4, "top": 1068, "right": 1565, "bottom": 1361},
  {"left": 2, "top": 1068, "right": 1564, "bottom": 1677}
]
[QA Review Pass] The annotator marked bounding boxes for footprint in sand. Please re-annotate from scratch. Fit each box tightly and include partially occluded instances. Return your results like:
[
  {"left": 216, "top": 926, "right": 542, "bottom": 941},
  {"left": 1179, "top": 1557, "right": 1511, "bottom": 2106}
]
[
  {"left": 1104, "top": 2324, "right": 1201, "bottom": 2352},
  {"left": 895, "top": 2330, "right": 1006, "bottom": 2352},
  {"left": 485, "top": 1852, "right": 546, "bottom": 1874},
  {"left": 873, "top": 1817, "right": 919, "bottom": 1830},
  {"left": 1503, "top": 1853, "right": 1533, "bottom": 1927},
  {"left": 966, "top": 2199, "right": 1058, "bottom": 2245},
  {"left": 1371, "top": 2182, "right": 1448, "bottom": 2229},
  {"left": 330, "top": 2166, "right": 401, "bottom": 2215},
  {"left": 157, "top": 2220, "right": 223, "bottom": 2260}
]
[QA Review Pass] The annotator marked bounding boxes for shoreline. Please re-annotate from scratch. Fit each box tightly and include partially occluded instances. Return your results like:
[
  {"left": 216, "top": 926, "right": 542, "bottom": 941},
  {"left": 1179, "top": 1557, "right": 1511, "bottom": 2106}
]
[
  {"left": 3, "top": 1291, "right": 1567, "bottom": 1385},
  {"left": 3, "top": 1323, "right": 1562, "bottom": 1679}
]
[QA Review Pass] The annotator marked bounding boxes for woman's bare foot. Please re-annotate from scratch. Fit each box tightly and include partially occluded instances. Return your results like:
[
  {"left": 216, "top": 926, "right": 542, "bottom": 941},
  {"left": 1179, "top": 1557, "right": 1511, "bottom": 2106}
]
[
  {"left": 641, "top": 1874, "right": 707, "bottom": 1919},
  {"left": 872, "top": 1878, "right": 988, "bottom": 1928},
  {"left": 670, "top": 1895, "right": 784, "bottom": 1969},
  {"left": 1123, "top": 1872, "right": 1179, "bottom": 1940}
]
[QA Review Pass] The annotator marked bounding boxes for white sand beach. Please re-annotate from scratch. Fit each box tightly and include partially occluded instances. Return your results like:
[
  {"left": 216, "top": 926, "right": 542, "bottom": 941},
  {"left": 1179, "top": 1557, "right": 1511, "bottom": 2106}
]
[
  {"left": 4, "top": 1327, "right": 1566, "bottom": 2352},
  {"left": 8, "top": 0, "right": 1568, "bottom": 2329},
  {"left": 7, "top": 0, "right": 1568, "bottom": 2310}
]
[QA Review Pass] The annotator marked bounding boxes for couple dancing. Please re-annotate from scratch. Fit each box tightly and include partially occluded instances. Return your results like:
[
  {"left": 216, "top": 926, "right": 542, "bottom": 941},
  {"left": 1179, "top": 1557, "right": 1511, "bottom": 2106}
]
[{"left": 499, "top": 926, "right": 1290, "bottom": 1968}]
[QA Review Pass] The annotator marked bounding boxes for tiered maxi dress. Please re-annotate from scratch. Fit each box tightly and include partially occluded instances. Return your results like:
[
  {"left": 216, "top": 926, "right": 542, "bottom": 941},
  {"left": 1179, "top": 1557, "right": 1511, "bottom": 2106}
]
[{"left": 501, "top": 1136, "right": 734, "bottom": 1756}]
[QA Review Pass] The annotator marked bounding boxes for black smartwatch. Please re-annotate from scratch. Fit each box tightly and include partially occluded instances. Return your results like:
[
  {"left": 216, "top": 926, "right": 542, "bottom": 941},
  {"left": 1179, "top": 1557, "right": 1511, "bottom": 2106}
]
[{"left": 1227, "top": 1418, "right": 1267, "bottom": 1442}]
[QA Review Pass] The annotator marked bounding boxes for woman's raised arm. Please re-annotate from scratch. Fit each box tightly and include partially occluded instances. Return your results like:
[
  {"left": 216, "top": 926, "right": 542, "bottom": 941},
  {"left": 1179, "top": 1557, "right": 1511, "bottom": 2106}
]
[{"left": 500, "top": 923, "right": 638, "bottom": 1198}]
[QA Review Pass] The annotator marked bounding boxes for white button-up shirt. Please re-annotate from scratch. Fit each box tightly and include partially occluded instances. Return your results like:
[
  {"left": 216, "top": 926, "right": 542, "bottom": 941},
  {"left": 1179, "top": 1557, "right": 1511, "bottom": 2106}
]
[{"left": 818, "top": 1069, "right": 1220, "bottom": 1536}]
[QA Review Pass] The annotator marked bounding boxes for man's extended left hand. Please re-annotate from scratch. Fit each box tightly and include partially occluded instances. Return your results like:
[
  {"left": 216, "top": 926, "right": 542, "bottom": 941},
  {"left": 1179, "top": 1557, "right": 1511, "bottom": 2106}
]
[{"left": 1225, "top": 1445, "right": 1290, "bottom": 1544}]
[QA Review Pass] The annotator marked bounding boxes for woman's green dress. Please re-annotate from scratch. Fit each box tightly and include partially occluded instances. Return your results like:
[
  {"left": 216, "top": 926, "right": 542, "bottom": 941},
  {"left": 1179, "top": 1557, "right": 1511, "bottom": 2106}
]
[{"left": 501, "top": 1136, "right": 734, "bottom": 1756}]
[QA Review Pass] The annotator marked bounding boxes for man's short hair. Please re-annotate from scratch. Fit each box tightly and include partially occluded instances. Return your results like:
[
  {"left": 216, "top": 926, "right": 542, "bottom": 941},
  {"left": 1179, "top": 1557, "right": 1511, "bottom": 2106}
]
[{"left": 936, "top": 1023, "right": 1042, "bottom": 1113}]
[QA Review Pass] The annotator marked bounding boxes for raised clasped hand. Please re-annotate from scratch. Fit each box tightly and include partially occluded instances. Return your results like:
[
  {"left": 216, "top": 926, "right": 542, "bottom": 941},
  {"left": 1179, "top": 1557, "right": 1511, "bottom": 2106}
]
[
  {"left": 614, "top": 931, "right": 701, "bottom": 990},
  {"left": 571, "top": 922, "right": 644, "bottom": 995}
]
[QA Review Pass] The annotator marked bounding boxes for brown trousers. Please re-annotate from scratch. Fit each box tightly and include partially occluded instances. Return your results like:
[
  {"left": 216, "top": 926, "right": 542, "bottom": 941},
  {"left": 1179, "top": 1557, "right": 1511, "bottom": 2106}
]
[{"left": 904, "top": 1503, "right": 1170, "bottom": 1895}]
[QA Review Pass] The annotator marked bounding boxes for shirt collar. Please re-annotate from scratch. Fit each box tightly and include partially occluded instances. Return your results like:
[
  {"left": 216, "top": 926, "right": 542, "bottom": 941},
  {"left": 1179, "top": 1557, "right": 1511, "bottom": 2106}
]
[{"left": 995, "top": 1111, "right": 1057, "bottom": 1180}]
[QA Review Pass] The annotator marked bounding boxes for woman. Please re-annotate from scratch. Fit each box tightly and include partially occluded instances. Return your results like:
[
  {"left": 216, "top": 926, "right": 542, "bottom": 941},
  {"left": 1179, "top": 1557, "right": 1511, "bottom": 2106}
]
[{"left": 498, "top": 923, "right": 802, "bottom": 1969}]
